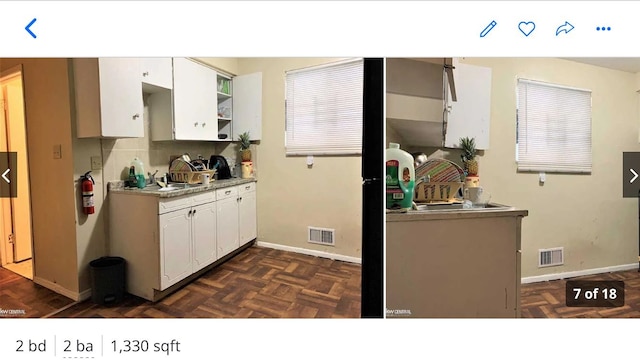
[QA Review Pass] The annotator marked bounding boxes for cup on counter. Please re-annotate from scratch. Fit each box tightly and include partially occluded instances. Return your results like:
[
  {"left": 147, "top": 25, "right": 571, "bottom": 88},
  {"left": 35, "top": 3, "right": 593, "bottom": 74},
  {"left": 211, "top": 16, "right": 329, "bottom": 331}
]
[{"left": 201, "top": 174, "right": 210, "bottom": 185}]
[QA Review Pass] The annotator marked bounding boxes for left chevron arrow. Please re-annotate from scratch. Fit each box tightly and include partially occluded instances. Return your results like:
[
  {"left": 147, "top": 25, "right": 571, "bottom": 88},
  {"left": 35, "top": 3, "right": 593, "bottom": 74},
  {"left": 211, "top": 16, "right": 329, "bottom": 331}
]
[{"left": 25, "top": 18, "right": 37, "bottom": 38}]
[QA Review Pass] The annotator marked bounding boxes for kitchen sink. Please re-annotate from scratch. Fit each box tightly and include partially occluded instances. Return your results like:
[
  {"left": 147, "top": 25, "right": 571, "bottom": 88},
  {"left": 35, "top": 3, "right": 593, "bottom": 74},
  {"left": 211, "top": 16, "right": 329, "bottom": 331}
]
[
  {"left": 411, "top": 202, "right": 511, "bottom": 212},
  {"left": 139, "top": 183, "right": 200, "bottom": 191}
]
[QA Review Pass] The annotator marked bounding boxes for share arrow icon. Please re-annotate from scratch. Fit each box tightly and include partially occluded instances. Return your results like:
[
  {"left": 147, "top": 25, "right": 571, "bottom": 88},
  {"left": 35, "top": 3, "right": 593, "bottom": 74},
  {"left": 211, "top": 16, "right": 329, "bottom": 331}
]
[{"left": 556, "top": 21, "right": 574, "bottom": 36}]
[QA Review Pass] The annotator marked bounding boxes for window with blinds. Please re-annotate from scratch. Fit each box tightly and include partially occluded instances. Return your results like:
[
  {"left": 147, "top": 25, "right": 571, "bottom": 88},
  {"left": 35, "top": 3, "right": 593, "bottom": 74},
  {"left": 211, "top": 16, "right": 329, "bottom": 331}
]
[
  {"left": 516, "top": 79, "right": 592, "bottom": 173},
  {"left": 285, "top": 58, "right": 364, "bottom": 155}
]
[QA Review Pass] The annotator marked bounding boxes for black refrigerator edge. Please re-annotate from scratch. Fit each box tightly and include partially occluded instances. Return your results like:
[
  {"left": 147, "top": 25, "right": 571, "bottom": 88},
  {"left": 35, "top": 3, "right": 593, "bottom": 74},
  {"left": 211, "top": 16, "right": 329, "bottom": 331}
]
[{"left": 361, "top": 58, "right": 383, "bottom": 318}]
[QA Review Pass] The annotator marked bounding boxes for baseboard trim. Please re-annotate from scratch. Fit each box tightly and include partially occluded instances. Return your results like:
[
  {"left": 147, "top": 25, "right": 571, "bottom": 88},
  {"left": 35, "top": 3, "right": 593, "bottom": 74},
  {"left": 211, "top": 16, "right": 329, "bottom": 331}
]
[
  {"left": 256, "top": 241, "right": 361, "bottom": 264},
  {"left": 33, "top": 276, "right": 80, "bottom": 301},
  {"left": 521, "top": 263, "right": 639, "bottom": 284}
]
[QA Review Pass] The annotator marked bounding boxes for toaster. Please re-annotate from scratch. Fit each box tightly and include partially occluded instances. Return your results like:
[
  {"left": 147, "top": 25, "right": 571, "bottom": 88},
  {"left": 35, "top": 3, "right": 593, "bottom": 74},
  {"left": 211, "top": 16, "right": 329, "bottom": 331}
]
[{"left": 209, "top": 155, "right": 232, "bottom": 179}]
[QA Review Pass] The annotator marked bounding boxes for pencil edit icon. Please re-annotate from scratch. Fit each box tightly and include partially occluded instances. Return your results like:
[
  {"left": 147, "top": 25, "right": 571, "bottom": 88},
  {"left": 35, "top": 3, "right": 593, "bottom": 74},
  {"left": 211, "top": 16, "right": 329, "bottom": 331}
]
[{"left": 480, "top": 20, "right": 497, "bottom": 37}]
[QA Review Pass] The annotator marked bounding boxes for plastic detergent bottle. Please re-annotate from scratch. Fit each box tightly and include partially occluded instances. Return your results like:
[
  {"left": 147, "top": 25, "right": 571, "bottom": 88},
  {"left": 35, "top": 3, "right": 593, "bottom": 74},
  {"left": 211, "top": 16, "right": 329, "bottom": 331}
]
[{"left": 386, "top": 143, "right": 415, "bottom": 210}]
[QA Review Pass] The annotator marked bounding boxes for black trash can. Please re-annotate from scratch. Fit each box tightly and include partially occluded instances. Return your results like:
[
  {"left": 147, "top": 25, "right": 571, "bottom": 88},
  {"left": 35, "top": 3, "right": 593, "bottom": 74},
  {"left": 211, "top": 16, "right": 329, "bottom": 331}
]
[{"left": 89, "top": 256, "right": 126, "bottom": 305}]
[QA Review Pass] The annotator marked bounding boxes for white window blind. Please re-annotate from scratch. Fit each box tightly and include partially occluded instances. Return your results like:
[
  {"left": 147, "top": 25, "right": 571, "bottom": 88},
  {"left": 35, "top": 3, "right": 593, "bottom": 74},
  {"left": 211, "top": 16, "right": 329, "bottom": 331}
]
[
  {"left": 516, "top": 79, "right": 592, "bottom": 173},
  {"left": 285, "top": 58, "right": 363, "bottom": 155}
]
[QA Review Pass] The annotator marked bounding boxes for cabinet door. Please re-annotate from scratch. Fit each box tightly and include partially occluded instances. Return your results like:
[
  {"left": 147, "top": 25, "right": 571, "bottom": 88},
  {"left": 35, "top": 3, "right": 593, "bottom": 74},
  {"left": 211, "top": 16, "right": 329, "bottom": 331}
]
[
  {"left": 216, "top": 196, "right": 239, "bottom": 258},
  {"left": 173, "top": 58, "right": 218, "bottom": 140},
  {"left": 98, "top": 58, "right": 144, "bottom": 137},
  {"left": 141, "top": 58, "right": 173, "bottom": 89},
  {"left": 191, "top": 202, "right": 217, "bottom": 272},
  {"left": 444, "top": 61, "right": 492, "bottom": 150},
  {"left": 238, "top": 189, "right": 257, "bottom": 246},
  {"left": 232, "top": 72, "right": 262, "bottom": 141},
  {"left": 159, "top": 208, "right": 192, "bottom": 290}
]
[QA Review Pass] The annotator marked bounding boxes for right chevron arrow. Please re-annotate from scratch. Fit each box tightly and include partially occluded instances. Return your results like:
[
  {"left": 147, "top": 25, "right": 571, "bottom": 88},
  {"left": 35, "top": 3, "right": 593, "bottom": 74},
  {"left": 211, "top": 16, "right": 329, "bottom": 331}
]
[{"left": 630, "top": 168, "right": 638, "bottom": 183}]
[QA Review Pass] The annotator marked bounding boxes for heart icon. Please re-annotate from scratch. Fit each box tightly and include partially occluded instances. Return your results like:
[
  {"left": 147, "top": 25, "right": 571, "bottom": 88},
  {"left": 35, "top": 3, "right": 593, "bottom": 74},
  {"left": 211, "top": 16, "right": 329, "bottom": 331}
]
[{"left": 518, "top": 21, "right": 536, "bottom": 36}]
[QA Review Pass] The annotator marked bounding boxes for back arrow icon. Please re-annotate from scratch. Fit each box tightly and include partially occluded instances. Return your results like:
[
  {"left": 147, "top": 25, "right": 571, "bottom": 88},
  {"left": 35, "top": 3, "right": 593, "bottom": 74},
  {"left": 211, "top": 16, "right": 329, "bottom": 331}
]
[
  {"left": 631, "top": 168, "right": 638, "bottom": 183},
  {"left": 25, "top": 18, "right": 37, "bottom": 38},
  {"left": 556, "top": 21, "right": 574, "bottom": 36},
  {"left": 2, "top": 169, "right": 9, "bottom": 183}
]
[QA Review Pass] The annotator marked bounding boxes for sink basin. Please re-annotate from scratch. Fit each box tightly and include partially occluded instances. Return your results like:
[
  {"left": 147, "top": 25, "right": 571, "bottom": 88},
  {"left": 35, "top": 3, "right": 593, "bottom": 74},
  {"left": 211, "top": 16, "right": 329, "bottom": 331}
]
[
  {"left": 411, "top": 202, "right": 510, "bottom": 212},
  {"left": 139, "top": 183, "right": 195, "bottom": 191}
]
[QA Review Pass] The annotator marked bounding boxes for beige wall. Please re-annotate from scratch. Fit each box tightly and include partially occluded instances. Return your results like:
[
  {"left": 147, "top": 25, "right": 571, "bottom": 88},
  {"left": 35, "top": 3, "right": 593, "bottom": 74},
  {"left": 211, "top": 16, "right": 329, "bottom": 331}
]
[
  {"left": 412, "top": 58, "right": 640, "bottom": 278},
  {"left": 0, "top": 59, "right": 79, "bottom": 292},
  {"left": 198, "top": 58, "right": 239, "bottom": 76},
  {"left": 236, "top": 58, "right": 362, "bottom": 259}
]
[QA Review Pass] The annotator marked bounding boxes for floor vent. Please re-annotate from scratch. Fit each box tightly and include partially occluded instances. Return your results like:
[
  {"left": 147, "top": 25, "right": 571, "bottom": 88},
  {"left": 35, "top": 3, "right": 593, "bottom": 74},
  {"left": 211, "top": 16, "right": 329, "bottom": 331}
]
[
  {"left": 539, "top": 247, "right": 564, "bottom": 267},
  {"left": 308, "top": 227, "right": 335, "bottom": 246}
]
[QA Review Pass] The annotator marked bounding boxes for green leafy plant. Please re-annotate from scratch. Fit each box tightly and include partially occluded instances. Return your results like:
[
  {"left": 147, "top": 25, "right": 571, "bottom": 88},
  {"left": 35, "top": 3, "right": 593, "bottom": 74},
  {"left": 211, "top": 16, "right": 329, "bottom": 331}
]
[
  {"left": 459, "top": 137, "right": 478, "bottom": 176},
  {"left": 238, "top": 131, "right": 251, "bottom": 162}
]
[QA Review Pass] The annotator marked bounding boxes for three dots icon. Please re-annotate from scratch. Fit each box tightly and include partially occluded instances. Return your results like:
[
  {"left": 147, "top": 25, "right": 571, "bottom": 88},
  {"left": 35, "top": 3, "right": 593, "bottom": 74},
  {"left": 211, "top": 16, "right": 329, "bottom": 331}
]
[{"left": 596, "top": 26, "right": 612, "bottom": 31}]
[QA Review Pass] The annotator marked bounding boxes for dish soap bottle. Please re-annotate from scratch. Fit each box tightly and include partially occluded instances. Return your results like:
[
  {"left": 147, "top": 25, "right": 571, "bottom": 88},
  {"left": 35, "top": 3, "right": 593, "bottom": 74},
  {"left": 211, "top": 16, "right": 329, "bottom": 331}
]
[
  {"left": 131, "top": 157, "right": 146, "bottom": 189},
  {"left": 386, "top": 143, "right": 415, "bottom": 210}
]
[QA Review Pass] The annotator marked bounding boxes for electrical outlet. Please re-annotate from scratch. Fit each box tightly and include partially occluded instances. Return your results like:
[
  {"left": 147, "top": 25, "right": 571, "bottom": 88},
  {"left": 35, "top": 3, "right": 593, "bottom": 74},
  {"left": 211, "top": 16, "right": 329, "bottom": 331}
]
[
  {"left": 91, "top": 156, "right": 102, "bottom": 170},
  {"left": 53, "top": 144, "right": 62, "bottom": 159}
]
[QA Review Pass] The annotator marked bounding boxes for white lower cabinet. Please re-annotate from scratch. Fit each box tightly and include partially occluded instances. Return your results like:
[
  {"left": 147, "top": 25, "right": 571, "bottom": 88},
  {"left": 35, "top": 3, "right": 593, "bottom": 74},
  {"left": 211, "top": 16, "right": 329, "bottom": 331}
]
[
  {"left": 159, "top": 208, "right": 193, "bottom": 290},
  {"left": 109, "top": 181, "right": 256, "bottom": 302},
  {"left": 191, "top": 202, "right": 217, "bottom": 272},
  {"left": 159, "top": 201, "right": 217, "bottom": 290},
  {"left": 238, "top": 183, "right": 257, "bottom": 246},
  {"left": 216, "top": 187, "right": 239, "bottom": 258}
]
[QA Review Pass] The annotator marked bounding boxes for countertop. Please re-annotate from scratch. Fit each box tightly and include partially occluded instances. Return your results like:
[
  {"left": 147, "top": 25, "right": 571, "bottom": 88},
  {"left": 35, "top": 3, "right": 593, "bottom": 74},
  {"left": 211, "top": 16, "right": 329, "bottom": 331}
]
[
  {"left": 108, "top": 177, "right": 256, "bottom": 198},
  {"left": 386, "top": 203, "right": 528, "bottom": 222}
]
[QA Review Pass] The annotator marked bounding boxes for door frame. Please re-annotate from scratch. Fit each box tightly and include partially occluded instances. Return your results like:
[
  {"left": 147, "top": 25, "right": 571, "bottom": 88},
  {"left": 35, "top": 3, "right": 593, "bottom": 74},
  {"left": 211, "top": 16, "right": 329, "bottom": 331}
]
[{"left": 0, "top": 64, "right": 34, "bottom": 268}]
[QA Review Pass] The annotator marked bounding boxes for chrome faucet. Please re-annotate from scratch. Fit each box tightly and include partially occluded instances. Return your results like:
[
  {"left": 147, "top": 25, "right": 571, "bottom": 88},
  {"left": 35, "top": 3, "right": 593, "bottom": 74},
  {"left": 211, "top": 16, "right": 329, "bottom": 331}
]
[{"left": 148, "top": 170, "right": 158, "bottom": 185}]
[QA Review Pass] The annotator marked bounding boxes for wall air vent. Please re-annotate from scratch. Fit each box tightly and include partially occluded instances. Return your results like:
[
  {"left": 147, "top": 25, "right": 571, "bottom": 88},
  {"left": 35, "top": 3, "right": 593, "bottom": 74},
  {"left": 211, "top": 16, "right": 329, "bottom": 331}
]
[
  {"left": 539, "top": 247, "right": 564, "bottom": 267},
  {"left": 308, "top": 227, "right": 335, "bottom": 246}
]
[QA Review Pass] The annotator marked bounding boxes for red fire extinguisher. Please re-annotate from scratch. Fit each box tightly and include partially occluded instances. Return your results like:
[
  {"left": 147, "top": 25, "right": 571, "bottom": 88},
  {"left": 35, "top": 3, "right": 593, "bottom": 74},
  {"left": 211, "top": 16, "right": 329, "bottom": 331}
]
[{"left": 81, "top": 171, "right": 95, "bottom": 215}]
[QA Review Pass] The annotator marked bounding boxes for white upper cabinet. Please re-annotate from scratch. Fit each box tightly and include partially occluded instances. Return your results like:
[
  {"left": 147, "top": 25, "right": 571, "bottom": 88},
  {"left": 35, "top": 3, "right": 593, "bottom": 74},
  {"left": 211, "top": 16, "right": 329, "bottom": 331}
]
[
  {"left": 173, "top": 58, "right": 218, "bottom": 140},
  {"left": 148, "top": 58, "right": 263, "bottom": 142},
  {"left": 141, "top": 58, "right": 173, "bottom": 90},
  {"left": 232, "top": 72, "right": 263, "bottom": 141},
  {"left": 73, "top": 58, "right": 144, "bottom": 138},
  {"left": 149, "top": 58, "right": 218, "bottom": 141},
  {"left": 444, "top": 60, "right": 492, "bottom": 150}
]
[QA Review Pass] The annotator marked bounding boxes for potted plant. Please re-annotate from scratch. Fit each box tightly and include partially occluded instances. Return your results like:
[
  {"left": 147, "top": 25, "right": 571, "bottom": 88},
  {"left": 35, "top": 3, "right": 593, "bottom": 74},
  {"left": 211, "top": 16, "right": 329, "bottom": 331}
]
[
  {"left": 239, "top": 131, "right": 251, "bottom": 162},
  {"left": 459, "top": 137, "right": 478, "bottom": 176}
]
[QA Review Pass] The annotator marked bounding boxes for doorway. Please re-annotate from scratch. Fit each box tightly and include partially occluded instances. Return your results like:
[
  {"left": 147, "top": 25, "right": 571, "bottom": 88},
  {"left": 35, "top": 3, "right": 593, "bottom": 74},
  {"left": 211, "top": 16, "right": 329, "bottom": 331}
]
[{"left": 0, "top": 66, "right": 34, "bottom": 280}]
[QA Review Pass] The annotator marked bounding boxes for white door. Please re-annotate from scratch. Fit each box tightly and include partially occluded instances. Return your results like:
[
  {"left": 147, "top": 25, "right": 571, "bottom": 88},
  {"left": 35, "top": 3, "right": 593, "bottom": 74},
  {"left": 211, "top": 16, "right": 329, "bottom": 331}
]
[
  {"left": 173, "top": 58, "right": 218, "bottom": 140},
  {"left": 232, "top": 72, "right": 262, "bottom": 141},
  {"left": 3, "top": 75, "right": 33, "bottom": 263},
  {"left": 216, "top": 196, "right": 239, "bottom": 258},
  {"left": 444, "top": 60, "right": 492, "bottom": 150},
  {"left": 159, "top": 208, "right": 192, "bottom": 290},
  {"left": 238, "top": 190, "right": 257, "bottom": 246},
  {"left": 140, "top": 58, "right": 173, "bottom": 89},
  {"left": 98, "top": 58, "right": 144, "bottom": 137},
  {"left": 191, "top": 202, "right": 217, "bottom": 272}
]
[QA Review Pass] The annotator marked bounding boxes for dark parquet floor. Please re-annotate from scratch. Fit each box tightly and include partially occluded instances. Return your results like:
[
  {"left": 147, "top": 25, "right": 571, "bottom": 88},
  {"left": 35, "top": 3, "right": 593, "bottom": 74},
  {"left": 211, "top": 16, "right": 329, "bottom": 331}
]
[
  {"left": 52, "top": 246, "right": 362, "bottom": 318},
  {"left": 0, "top": 266, "right": 74, "bottom": 317},
  {"left": 521, "top": 269, "right": 640, "bottom": 318}
]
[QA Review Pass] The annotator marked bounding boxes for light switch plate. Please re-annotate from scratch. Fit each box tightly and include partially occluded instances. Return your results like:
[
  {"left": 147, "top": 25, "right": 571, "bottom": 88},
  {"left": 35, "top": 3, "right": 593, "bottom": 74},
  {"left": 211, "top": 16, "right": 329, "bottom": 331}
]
[
  {"left": 53, "top": 144, "right": 62, "bottom": 159},
  {"left": 91, "top": 156, "right": 102, "bottom": 170}
]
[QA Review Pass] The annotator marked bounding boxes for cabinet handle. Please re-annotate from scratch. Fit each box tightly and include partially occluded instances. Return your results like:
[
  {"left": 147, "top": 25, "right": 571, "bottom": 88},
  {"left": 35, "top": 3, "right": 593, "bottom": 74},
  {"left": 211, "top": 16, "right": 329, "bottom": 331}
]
[
  {"left": 133, "top": 114, "right": 140, "bottom": 119},
  {"left": 194, "top": 122, "right": 199, "bottom": 127},
  {"left": 188, "top": 209, "right": 193, "bottom": 216},
  {"left": 225, "top": 190, "right": 231, "bottom": 195},
  {"left": 202, "top": 122, "right": 206, "bottom": 127},
  {"left": 193, "top": 209, "right": 197, "bottom": 215},
  {"left": 245, "top": 186, "right": 250, "bottom": 190},
  {"left": 142, "top": 71, "right": 149, "bottom": 76}
]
